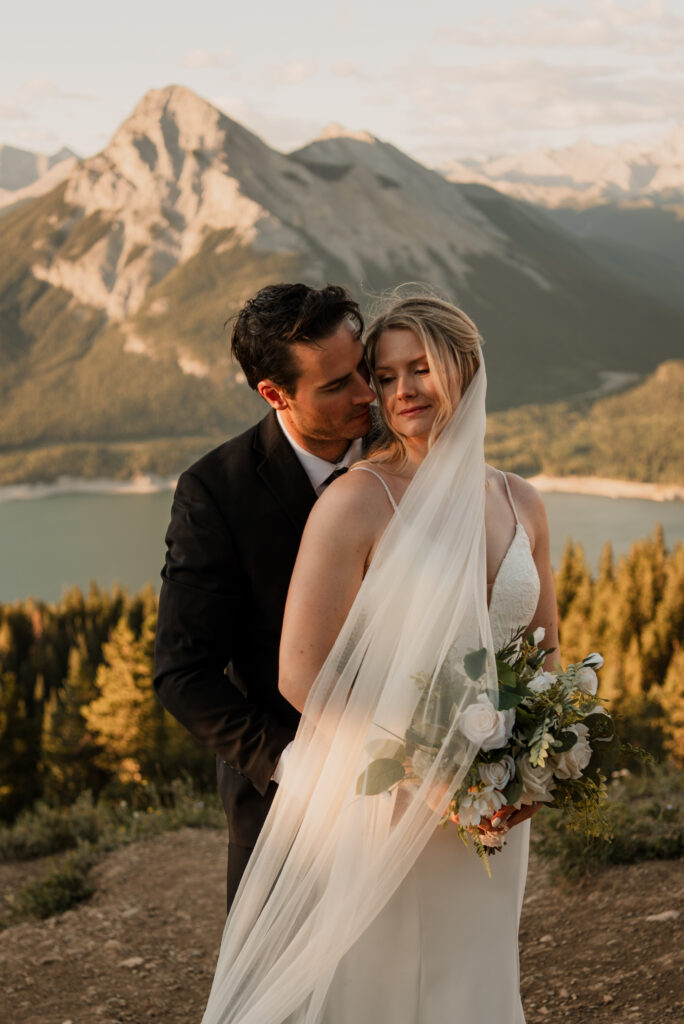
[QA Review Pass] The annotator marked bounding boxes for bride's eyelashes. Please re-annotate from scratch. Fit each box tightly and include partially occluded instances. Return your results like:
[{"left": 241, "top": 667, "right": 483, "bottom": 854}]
[{"left": 376, "top": 367, "right": 430, "bottom": 386}]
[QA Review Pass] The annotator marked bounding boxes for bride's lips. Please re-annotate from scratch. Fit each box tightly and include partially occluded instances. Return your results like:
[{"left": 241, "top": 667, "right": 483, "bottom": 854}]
[{"left": 399, "top": 405, "right": 431, "bottom": 417}]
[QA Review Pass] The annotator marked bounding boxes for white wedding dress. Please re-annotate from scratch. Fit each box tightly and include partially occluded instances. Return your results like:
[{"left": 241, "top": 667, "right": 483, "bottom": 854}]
[{"left": 321, "top": 469, "right": 541, "bottom": 1024}]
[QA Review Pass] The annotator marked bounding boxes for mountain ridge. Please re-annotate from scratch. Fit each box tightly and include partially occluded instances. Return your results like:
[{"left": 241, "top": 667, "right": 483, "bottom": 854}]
[{"left": 1, "top": 85, "right": 681, "bottom": 486}]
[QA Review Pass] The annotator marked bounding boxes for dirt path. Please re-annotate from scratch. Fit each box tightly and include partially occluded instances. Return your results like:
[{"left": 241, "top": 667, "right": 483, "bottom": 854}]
[{"left": 1, "top": 829, "right": 681, "bottom": 1024}]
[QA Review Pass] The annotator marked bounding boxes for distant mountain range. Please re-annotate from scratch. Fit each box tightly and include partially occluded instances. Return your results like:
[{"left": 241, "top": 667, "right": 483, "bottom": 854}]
[
  {"left": 442, "top": 129, "right": 684, "bottom": 314},
  {"left": 0, "top": 86, "right": 681, "bottom": 487},
  {"left": 0, "top": 144, "right": 78, "bottom": 211}
]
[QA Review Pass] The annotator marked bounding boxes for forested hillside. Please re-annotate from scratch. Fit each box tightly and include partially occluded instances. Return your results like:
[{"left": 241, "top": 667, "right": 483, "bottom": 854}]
[
  {"left": 486, "top": 360, "right": 684, "bottom": 483},
  {"left": 0, "top": 529, "right": 681, "bottom": 821}
]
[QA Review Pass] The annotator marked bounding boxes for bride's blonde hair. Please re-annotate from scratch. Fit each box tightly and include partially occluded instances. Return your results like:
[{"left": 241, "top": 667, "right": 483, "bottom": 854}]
[{"left": 364, "top": 290, "right": 482, "bottom": 468}]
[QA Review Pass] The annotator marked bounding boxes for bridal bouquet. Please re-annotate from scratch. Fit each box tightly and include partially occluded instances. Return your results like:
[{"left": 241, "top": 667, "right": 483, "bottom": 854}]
[
  {"left": 357, "top": 628, "right": 624, "bottom": 872},
  {"left": 441, "top": 628, "right": 621, "bottom": 867}
]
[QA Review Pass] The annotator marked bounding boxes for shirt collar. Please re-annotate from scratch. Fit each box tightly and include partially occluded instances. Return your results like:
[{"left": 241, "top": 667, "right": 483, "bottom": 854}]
[{"left": 276, "top": 412, "right": 363, "bottom": 496}]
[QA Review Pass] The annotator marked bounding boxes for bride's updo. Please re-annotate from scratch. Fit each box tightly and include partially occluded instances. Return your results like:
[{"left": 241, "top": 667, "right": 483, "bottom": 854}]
[{"left": 364, "top": 290, "right": 482, "bottom": 466}]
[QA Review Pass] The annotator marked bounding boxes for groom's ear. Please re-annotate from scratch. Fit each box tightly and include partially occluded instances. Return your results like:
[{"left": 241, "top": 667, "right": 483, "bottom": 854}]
[{"left": 257, "top": 379, "right": 290, "bottom": 411}]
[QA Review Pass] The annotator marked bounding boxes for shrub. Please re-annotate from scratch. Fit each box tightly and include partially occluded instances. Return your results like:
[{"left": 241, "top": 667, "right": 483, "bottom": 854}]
[
  {"left": 531, "top": 764, "right": 684, "bottom": 881},
  {"left": 16, "top": 846, "right": 96, "bottom": 919}
]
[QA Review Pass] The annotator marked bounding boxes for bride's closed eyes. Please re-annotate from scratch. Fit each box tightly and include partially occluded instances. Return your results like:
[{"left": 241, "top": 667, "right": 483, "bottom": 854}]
[{"left": 376, "top": 365, "right": 431, "bottom": 386}]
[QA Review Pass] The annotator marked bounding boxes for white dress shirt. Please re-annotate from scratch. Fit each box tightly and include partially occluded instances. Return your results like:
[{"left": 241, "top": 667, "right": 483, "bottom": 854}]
[
  {"left": 272, "top": 414, "right": 363, "bottom": 783},
  {"left": 275, "top": 411, "right": 363, "bottom": 495}
]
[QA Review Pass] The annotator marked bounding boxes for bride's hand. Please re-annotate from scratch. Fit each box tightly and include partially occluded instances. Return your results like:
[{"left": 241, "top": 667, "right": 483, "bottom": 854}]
[{"left": 487, "top": 802, "right": 544, "bottom": 831}]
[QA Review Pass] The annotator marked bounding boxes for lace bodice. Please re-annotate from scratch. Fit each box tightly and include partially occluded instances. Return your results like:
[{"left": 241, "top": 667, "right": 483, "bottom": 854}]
[
  {"left": 350, "top": 464, "right": 541, "bottom": 653},
  {"left": 488, "top": 523, "right": 540, "bottom": 651}
]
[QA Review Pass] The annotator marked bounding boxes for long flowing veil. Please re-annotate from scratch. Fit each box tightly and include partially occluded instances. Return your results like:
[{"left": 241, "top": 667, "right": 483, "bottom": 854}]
[{"left": 202, "top": 358, "right": 496, "bottom": 1024}]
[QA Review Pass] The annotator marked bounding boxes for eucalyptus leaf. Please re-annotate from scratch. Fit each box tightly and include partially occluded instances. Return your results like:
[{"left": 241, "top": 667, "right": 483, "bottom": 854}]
[
  {"left": 503, "top": 778, "right": 523, "bottom": 804},
  {"left": 496, "top": 660, "right": 517, "bottom": 688},
  {"left": 584, "top": 712, "right": 615, "bottom": 740},
  {"left": 554, "top": 730, "right": 578, "bottom": 753},
  {"left": 589, "top": 732, "right": 621, "bottom": 773},
  {"left": 356, "top": 758, "right": 406, "bottom": 796},
  {"left": 497, "top": 689, "right": 525, "bottom": 710},
  {"left": 365, "top": 739, "right": 406, "bottom": 761},
  {"left": 464, "top": 647, "right": 488, "bottom": 681}
]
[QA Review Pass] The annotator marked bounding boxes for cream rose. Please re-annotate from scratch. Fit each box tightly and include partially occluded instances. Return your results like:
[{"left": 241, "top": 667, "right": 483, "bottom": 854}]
[
  {"left": 552, "top": 723, "right": 592, "bottom": 780},
  {"left": 531, "top": 627, "right": 546, "bottom": 646},
  {"left": 583, "top": 652, "right": 604, "bottom": 670},
  {"left": 479, "top": 754, "right": 515, "bottom": 791},
  {"left": 516, "top": 753, "right": 556, "bottom": 806},
  {"left": 575, "top": 666, "right": 599, "bottom": 697},
  {"left": 528, "top": 670, "right": 556, "bottom": 694},
  {"left": 460, "top": 694, "right": 515, "bottom": 751}
]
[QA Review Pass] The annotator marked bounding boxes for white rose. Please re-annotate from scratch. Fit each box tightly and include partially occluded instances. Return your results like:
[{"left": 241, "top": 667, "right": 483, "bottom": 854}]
[
  {"left": 528, "top": 670, "right": 556, "bottom": 694},
  {"left": 516, "top": 754, "right": 556, "bottom": 806},
  {"left": 575, "top": 666, "right": 598, "bottom": 697},
  {"left": 583, "top": 652, "right": 604, "bottom": 670},
  {"left": 479, "top": 754, "right": 515, "bottom": 791},
  {"left": 531, "top": 627, "right": 546, "bottom": 646},
  {"left": 552, "top": 723, "right": 592, "bottom": 780},
  {"left": 460, "top": 694, "right": 515, "bottom": 751}
]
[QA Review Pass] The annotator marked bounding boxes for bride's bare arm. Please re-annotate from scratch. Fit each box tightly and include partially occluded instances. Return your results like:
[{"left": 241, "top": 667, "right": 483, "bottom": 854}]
[
  {"left": 508, "top": 475, "right": 561, "bottom": 669},
  {"left": 278, "top": 472, "right": 390, "bottom": 713}
]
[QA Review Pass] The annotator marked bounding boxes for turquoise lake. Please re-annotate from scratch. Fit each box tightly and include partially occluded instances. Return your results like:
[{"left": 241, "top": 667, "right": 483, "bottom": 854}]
[{"left": 0, "top": 489, "right": 682, "bottom": 604}]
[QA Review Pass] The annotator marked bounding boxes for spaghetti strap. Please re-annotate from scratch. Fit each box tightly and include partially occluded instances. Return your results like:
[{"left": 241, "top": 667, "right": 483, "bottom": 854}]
[
  {"left": 350, "top": 465, "right": 400, "bottom": 513},
  {"left": 499, "top": 470, "right": 521, "bottom": 525}
]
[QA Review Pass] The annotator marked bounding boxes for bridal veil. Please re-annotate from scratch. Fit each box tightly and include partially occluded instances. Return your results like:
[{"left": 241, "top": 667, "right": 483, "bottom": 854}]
[{"left": 202, "top": 357, "right": 496, "bottom": 1024}]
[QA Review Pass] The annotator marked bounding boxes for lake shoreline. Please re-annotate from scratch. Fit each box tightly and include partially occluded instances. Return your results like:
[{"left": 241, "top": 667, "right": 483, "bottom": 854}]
[
  {"left": 528, "top": 475, "right": 684, "bottom": 503},
  {"left": 0, "top": 471, "right": 682, "bottom": 504}
]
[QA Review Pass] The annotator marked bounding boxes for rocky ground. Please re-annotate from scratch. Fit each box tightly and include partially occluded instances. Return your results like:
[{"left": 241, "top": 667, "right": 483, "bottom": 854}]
[{"left": 0, "top": 828, "right": 681, "bottom": 1024}]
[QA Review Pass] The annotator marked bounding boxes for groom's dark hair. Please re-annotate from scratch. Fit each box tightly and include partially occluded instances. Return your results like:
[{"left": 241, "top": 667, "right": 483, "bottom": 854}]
[{"left": 230, "top": 283, "right": 364, "bottom": 392}]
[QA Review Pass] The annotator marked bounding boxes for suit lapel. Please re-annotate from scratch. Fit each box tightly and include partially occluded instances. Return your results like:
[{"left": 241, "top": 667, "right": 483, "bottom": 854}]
[{"left": 254, "top": 411, "right": 317, "bottom": 535}]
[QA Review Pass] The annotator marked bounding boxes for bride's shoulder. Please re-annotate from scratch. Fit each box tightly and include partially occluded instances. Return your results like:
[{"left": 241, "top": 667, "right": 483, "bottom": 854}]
[
  {"left": 308, "top": 461, "right": 395, "bottom": 532},
  {"left": 495, "top": 469, "right": 548, "bottom": 527}
]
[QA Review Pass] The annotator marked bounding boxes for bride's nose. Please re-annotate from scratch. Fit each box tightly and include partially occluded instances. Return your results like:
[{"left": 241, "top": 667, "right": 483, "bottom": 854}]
[{"left": 396, "top": 372, "right": 417, "bottom": 399}]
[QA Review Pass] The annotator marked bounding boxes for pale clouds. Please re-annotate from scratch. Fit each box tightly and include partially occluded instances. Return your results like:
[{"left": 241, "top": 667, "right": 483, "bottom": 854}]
[
  {"left": 181, "top": 47, "right": 236, "bottom": 69},
  {"left": 15, "top": 79, "right": 94, "bottom": 103},
  {"left": 439, "top": 0, "right": 684, "bottom": 56},
  {"left": 401, "top": 55, "right": 684, "bottom": 157},
  {"left": 211, "top": 95, "right": 321, "bottom": 151},
  {"left": 269, "top": 61, "right": 318, "bottom": 85},
  {"left": 0, "top": 102, "right": 29, "bottom": 121}
]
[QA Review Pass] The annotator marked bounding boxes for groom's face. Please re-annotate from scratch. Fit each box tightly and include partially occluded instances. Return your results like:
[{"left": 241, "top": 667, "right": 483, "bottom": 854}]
[{"left": 258, "top": 319, "right": 375, "bottom": 459}]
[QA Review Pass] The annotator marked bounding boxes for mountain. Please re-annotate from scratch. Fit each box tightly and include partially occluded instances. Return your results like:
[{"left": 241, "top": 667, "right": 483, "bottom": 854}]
[
  {"left": 441, "top": 127, "right": 684, "bottom": 208},
  {"left": 0, "top": 144, "right": 78, "bottom": 210},
  {"left": 442, "top": 129, "right": 684, "bottom": 313},
  {"left": 0, "top": 86, "right": 682, "bottom": 487}
]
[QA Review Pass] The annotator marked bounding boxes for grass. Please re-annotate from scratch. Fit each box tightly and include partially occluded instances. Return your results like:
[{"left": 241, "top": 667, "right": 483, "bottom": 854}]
[
  {"left": 531, "top": 763, "right": 684, "bottom": 881},
  {"left": 1, "top": 779, "right": 225, "bottom": 925},
  {"left": 0, "top": 778, "right": 224, "bottom": 863}
]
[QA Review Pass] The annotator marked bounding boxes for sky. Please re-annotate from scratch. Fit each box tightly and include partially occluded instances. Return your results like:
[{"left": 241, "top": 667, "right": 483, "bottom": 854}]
[{"left": 1, "top": 0, "right": 683, "bottom": 165}]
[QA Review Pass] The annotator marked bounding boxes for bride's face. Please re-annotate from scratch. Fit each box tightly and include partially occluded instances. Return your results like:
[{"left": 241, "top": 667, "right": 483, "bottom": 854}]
[{"left": 373, "top": 328, "right": 455, "bottom": 440}]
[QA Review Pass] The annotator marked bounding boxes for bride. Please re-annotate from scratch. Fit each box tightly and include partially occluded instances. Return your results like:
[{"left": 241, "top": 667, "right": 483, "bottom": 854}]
[{"left": 201, "top": 292, "right": 560, "bottom": 1024}]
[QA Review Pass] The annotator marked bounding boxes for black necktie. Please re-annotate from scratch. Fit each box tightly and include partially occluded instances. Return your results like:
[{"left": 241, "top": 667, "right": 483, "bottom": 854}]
[{"left": 322, "top": 466, "right": 348, "bottom": 489}]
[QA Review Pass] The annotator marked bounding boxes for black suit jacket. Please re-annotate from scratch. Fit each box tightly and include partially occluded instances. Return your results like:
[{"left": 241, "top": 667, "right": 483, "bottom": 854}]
[{"left": 154, "top": 411, "right": 317, "bottom": 847}]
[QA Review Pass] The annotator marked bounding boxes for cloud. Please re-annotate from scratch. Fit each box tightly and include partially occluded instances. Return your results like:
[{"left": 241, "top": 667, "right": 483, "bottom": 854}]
[
  {"left": 182, "top": 47, "right": 236, "bottom": 69},
  {"left": 437, "top": 0, "right": 684, "bottom": 55},
  {"left": 212, "top": 95, "right": 321, "bottom": 151},
  {"left": 0, "top": 101, "right": 29, "bottom": 121},
  {"left": 332, "top": 62, "right": 376, "bottom": 82},
  {"left": 269, "top": 61, "right": 318, "bottom": 86},
  {"left": 15, "top": 79, "right": 94, "bottom": 103},
  {"left": 399, "top": 56, "right": 684, "bottom": 158}
]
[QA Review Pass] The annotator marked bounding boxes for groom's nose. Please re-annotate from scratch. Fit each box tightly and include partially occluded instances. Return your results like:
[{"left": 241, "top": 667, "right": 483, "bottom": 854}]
[{"left": 351, "top": 372, "right": 375, "bottom": 405}]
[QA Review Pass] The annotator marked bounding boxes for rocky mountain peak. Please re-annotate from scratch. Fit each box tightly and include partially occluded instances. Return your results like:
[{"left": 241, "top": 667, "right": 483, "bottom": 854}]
[{"left": 316, "top": 122, "right": 376, "bottom": 144}]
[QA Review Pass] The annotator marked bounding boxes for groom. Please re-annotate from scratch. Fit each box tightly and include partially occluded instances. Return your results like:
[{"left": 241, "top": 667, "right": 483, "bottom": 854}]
[{"left": 154, "top": 283, "right": 376, "bottom": 908}]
